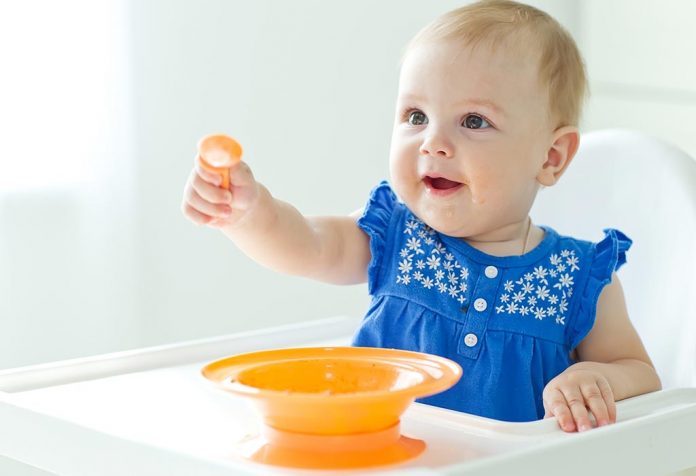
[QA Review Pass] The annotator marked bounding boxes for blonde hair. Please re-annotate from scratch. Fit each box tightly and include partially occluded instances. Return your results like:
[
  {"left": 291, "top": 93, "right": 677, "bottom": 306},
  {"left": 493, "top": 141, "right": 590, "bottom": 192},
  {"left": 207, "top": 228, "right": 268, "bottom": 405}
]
[{"left": 405, "top": 0, "right": 588, "bottom": 128}]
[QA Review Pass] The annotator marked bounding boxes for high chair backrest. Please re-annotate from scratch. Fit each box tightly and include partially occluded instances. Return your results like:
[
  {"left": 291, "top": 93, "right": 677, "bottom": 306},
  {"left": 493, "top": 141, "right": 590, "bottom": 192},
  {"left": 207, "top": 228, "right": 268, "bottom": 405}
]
[{"left": 531, "top": 129, "right": 696, "bottom": 388}]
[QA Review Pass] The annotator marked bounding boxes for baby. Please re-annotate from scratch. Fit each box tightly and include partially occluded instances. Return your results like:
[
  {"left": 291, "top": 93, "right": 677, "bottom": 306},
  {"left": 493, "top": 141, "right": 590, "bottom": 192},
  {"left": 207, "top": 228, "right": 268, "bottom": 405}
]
[{"left": 182, "top": 0, "right": 661, "bottom": 432}]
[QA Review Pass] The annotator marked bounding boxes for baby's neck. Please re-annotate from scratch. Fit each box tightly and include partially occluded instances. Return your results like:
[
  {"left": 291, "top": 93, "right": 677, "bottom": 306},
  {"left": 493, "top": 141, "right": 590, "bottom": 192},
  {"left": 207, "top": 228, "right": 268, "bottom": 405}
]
[{"left": 462, "top": 219, "right": 544, "bottom": 257}]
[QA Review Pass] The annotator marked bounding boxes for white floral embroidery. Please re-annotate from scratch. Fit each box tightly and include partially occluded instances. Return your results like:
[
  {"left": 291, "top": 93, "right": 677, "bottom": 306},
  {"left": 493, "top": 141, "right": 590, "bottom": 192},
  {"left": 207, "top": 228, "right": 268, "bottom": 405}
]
[
  {"left": 394, "top": 214, "right": 581, "bottom": 326},
  {"left": 427, "top": 256, "right": 440, "bottom": 270},
  {"left": 555, "top": 273, "right": 574, "bottom": 289},
  {"left": 533, "top": 266, "right": 548, "bottom": 282},
  {"left": 559, "top": 298, "right": 569, "bottom": 314},
  {"left": 567, "top": 255, "right": 580, "bottom": 272},
  {"left": 550, "top": 254, "right": 561, "bottom": 266},
  {"left": 406, "top": 237, "right": 424, "bottom": 254},
  {"left": 494, "top": 247, "right": 581, "bottom": 326},
  {"left": 395, "top": 215, "right": 470, "bottom": 306},
  {"left": 398, "top": 259, "right": 412, "bottom": 274}
]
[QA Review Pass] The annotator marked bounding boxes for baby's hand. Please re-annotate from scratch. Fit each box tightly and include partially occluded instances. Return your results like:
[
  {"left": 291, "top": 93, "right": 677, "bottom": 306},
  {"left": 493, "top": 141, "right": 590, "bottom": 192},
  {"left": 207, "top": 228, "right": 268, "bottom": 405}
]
[
  {"left": 181, "top": 159, "right": 259, "bottom": 228},
  {"left": 542, "top": 368, "right": 616, "bottom": 432}
]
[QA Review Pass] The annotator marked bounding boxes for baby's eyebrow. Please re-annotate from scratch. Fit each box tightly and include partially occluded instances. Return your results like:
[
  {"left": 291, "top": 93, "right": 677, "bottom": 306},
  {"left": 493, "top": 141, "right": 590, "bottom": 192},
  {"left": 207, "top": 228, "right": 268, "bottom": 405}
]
[
  {"left": 455, "top": 98, "right": 506, "bottom": 117},
  {"left": 400, "top": 93, "right": 506, "bottom": 117}
]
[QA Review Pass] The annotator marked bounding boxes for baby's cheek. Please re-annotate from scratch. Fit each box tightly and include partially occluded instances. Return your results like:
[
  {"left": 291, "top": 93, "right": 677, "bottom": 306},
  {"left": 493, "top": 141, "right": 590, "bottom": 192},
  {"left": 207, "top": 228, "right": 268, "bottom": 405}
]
[{"left": 467, "top": 174, "right": 495, "bottom": 205}]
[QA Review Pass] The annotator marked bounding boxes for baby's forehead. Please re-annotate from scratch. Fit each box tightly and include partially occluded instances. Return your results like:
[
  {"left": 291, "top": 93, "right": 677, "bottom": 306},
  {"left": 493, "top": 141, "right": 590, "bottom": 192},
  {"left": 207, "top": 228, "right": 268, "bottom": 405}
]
[
  {"left": 398, "top": 39, "right": 550, "bottom": 121},
  {"left": 409, "top": 34, "right": 541, "bottom": 70},
  {"left": 400, "top": 39, "right": 544, "bottom": 93}
]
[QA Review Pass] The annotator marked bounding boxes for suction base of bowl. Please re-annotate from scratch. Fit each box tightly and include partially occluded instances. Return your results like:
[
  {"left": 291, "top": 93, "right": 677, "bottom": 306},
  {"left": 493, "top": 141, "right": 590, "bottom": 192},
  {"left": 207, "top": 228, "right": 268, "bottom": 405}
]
[{"left": 236, "top": 422, "right": 425, "bottom": 469}]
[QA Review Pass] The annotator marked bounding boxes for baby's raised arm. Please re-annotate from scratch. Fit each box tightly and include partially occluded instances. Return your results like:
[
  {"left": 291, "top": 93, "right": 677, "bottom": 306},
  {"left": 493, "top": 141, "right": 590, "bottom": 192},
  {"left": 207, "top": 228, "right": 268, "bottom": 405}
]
[{"left": 182, "top": 156, "right": 371, "bottom": 285}]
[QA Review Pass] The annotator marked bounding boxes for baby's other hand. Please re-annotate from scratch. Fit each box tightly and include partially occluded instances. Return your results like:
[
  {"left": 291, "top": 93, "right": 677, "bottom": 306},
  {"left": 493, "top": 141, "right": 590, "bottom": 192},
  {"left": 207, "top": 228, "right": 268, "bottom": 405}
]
[
  {"left": 542, "top": 368, "right": 616, "bottom": 432},
  {"left": 181, "top": 159, "right": 259, "bottom": 228}
]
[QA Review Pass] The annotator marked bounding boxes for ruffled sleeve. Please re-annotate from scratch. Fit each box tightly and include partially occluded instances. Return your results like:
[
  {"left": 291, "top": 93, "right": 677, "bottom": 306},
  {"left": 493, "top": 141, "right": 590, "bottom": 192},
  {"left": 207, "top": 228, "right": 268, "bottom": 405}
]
[
  {"left": 569, "top": 229, "right": 633, "bottom": 349},
  {"left": 357, "top": 181, "right": 398, "bottom": 294}
]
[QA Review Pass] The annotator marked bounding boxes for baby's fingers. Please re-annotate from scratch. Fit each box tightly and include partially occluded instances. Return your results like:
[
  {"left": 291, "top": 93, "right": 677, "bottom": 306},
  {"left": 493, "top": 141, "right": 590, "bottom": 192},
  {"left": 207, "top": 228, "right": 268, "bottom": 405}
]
[
  {"left": 564, "top": 387, "right": 593, "bottom": 432},
  {"left": 597, "top": 378, "right": 616, "bottom": 424},
  {"left": 195, "top": 160, "right": 223, "bottom": 187},
  {"left": 190, "top": 168, "right": 233, "bottom": 205},
  {"left": 544, "top": 388, "right": 576, "bottom": 432},
  {"left": 581, "top": 382, "right": 611, "bottom": 427},
  {"left": 184, "top": 186, "right": 232, "bottom": 219},
  {"left": 182, "top": 202, "right": 212, "bottom": 226},
  {"left": 227, "top": 161, "right": 258, "bottom": 210}
]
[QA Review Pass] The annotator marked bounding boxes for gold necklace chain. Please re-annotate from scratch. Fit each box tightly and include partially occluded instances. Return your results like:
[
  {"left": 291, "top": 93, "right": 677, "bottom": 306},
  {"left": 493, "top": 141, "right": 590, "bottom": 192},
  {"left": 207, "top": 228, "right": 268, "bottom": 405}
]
[{"left": 522, "top": 216, "right": 533, "bottom": 254}]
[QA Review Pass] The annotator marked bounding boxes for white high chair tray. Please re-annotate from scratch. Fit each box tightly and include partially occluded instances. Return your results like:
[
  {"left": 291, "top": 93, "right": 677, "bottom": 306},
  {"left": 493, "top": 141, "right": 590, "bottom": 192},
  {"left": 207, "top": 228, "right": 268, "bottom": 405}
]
[{"left": 1, "top": 316, "right": 695, "bottom": 476}]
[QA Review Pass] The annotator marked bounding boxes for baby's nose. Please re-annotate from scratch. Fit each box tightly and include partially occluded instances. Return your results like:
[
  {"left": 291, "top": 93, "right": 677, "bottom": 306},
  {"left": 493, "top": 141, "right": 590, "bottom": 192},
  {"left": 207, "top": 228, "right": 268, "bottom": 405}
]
[{"left": 419, "top": 130, "right": 454, "bottom": 158}]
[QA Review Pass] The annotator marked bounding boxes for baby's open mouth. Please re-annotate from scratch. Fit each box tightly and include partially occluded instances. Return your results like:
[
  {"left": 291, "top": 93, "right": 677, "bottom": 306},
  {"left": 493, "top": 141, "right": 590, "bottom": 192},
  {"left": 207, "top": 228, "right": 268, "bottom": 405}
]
[{"left": 424, "top": 176, "right": 462, "bottom": 191}]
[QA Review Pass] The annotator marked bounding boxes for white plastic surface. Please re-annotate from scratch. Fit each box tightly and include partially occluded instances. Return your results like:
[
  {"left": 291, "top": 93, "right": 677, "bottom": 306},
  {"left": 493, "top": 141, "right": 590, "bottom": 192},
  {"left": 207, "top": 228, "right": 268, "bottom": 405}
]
[{"left": 1, "top": 316, "right": 695, "bottom": 476}]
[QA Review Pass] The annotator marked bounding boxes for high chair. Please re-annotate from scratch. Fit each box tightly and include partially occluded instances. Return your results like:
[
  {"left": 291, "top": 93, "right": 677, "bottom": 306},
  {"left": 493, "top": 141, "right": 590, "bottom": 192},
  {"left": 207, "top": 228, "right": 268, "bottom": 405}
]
[
  {"left": 531, "top": 128, "right": 696, "bottom": 389},
  {"left": 1, "top": 129, "right": 695, "bottom": 475}
]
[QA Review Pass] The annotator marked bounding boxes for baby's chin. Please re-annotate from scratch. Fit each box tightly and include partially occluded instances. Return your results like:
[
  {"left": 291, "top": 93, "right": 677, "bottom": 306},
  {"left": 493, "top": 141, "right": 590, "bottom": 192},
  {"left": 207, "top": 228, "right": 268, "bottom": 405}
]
[{"left": 412, "top": 205, "right": 471, "bottom": 238}]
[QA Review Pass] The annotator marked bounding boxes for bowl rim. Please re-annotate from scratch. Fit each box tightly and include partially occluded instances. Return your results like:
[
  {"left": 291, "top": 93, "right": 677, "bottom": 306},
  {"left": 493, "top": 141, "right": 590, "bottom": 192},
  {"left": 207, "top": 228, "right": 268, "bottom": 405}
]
[{"left": 201, "top": 346, "right": 462, "bottom": 401}]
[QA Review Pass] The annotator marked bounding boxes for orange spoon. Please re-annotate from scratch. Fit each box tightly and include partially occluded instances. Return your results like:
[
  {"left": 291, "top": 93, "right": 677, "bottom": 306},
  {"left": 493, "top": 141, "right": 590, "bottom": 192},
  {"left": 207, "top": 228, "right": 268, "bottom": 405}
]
[{"left": 197, "top": 134, "right": 243, "bottom": 189}]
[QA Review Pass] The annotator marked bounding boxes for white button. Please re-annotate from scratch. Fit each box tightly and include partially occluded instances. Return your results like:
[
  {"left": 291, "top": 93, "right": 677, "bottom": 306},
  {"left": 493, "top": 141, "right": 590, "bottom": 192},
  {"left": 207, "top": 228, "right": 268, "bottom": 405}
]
[
  {"left": 484, "top": 265, "right": 498, "bottom": 278},
  {"left": 474, "top": 298, "right": 487, "bottom": 312},
  {"left": 464, "top": 333, "right": 478, "bottom": 347}
]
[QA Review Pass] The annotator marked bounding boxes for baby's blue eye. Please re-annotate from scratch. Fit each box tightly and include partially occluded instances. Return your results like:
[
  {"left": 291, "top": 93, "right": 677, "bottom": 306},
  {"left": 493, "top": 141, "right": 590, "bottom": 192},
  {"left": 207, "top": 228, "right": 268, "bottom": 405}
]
[
  {"left": 408, "top": 111, "right": 428, "bottom": 126},
  {"left": 463, "top": 114, "right": 490, "bottom": 129}
]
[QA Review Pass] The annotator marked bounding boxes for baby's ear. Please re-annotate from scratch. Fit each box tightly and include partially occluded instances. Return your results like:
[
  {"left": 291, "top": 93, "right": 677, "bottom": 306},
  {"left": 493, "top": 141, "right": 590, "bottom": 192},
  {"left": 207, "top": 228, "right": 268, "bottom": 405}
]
[{"left": 536, "top": 126, "right": 580, "bottom": 187}]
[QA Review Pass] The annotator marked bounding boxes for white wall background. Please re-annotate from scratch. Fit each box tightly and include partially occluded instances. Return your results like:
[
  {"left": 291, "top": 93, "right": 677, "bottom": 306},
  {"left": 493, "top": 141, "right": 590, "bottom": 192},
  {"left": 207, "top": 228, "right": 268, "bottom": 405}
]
[{"left": 1, "top": 0, "right": 694, "bottom": 370}]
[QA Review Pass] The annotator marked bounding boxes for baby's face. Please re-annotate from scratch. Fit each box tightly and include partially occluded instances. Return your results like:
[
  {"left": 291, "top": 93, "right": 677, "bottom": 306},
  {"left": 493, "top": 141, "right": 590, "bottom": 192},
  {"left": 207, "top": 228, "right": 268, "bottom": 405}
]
[{"left": 389, "top": 39, "right": 555, "bottom": 239}]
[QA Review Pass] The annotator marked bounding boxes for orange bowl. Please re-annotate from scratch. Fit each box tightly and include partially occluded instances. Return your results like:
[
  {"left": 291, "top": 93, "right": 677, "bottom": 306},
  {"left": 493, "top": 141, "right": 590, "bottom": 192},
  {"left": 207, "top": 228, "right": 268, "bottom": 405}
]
[{"left": 201, "top": 346, "right": 462, "bottom": 436}]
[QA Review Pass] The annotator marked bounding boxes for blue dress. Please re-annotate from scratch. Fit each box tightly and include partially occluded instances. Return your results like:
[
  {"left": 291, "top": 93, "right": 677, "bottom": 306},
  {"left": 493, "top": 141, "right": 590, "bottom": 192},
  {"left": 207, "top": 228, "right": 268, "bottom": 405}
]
[{"left": 351, "top": 181, "right": 632, "bottom": 422}]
